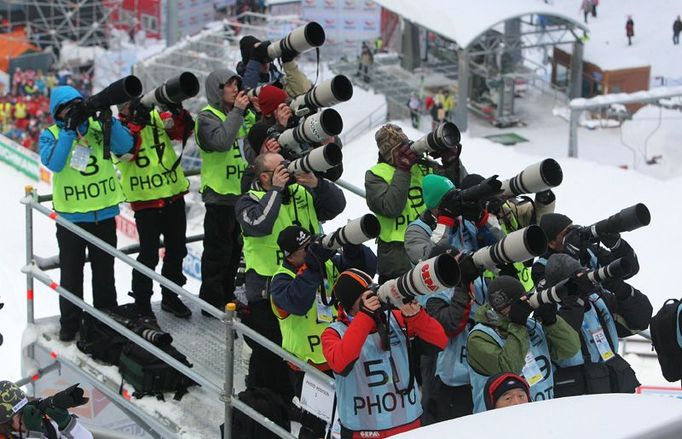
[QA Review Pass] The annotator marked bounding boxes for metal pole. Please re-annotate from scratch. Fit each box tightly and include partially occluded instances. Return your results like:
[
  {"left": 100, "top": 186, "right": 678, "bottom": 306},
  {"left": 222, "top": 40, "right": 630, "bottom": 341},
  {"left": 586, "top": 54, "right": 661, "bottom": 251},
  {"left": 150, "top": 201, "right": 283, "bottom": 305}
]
[
  {"left": 24, "top": 185, "right": 36, "bottom": 396},
  {"left": 335, "top": 179, "right": 366, "bottom": 198},
  {"left": 23, "top": 200, "right": 224, "bottom": 319},
  {"left": 166, "top": 0, "right": 178, "bottom": 47},
  {"left": 568, "top": 109, "right": 579, "bottom": 158},
  {"left": 223, "top": 303, "right": 236, "bottom": 439},
  {"left": 14, "top": 361, "right": 60, "bottom": 387},
  {"left": 455, "top": 48, "right": 469, "bottom": 132}
]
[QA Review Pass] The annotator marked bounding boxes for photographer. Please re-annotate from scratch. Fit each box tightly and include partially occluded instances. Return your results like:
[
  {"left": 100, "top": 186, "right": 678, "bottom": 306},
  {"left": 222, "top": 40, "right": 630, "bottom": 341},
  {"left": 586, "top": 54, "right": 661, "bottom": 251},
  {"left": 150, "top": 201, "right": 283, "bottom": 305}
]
[
  {"left": 237, "top": 35, "right": 311, "bottom": 98},
  {"left": 269, "top": 225, "right": 376, "bottom": 438},
  {"left": 483, "top": 373, "right": 531, "bottom": 410},
  {"left": 116, "top": 99, "right": 193, "bottom": 318},
  {"left": 365, "top": 124, "right": 464, "bottom": 283},
  {"left": 0, "top": 381, "right": 91, "bottom": 438},
  {"left": 543, "top": 254, "right": 652, "bottom": 396},
  {"left": 195, "top": 69, "right": 256, "bottom": 313},
  {"left": 532, "top": 213, "right": 640, "bottom": 286},
  {"left": 466, "top": 276, "right": 580, "bottom": 412},
  {"left": 235, "top": 152, "right": 345, "bottom": 402},
  {"left": 322, "top": 269, "right": 448, "bottom": 438},
  {"left": 39, "top": 86, "right": 134, "bottom": 342}
]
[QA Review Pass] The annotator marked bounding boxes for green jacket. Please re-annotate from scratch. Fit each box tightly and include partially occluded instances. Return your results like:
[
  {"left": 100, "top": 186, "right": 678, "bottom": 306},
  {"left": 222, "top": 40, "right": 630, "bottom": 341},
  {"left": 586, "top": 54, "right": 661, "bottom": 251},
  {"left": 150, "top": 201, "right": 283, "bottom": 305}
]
[{"left": 467, "top": 303, "right": 580, "bottom": 376}]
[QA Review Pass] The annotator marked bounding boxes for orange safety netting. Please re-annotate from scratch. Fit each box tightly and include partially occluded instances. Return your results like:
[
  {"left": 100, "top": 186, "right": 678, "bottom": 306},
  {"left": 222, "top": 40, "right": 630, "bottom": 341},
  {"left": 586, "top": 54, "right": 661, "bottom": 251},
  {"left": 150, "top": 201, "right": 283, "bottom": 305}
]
[{"left": 0, "top": 30, "right": 38, "bottom": 72}]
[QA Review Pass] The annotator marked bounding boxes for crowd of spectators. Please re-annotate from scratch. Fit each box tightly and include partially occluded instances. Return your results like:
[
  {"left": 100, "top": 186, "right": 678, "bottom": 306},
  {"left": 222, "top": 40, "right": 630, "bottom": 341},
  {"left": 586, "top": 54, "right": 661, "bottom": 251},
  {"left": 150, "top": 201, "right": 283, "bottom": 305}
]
[{"left": 1, "top": 68, "right": 92, "bottom": 152}]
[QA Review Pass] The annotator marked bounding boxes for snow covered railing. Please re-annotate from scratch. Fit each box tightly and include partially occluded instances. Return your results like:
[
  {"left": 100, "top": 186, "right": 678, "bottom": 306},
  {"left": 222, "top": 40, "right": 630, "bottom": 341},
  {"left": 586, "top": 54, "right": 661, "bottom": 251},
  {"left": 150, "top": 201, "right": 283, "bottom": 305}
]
[{"left": 21, "top": 186, "right": 334, "bottom": 439}]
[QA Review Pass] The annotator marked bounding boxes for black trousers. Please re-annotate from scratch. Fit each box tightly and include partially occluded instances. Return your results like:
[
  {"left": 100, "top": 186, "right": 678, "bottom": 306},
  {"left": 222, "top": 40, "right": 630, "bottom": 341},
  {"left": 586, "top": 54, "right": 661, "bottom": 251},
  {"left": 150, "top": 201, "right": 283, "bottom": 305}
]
[
  {"left": 199, "top": 204, "right": 242, "bottom": 309},
  {"left": 56, "top": 219, "right": 118, "bottom": 334},
  {"left": 420, "top": 354, "right": 472, "bottom": 424},
  {"left": 241, "top": 300, "right": 294, "bottom": 403},
  {"left": 131, "top": 198, "right": 187, "bottom": 300},
  {"left": 289, "top": 368, "right": 333, "bottom": 439}
]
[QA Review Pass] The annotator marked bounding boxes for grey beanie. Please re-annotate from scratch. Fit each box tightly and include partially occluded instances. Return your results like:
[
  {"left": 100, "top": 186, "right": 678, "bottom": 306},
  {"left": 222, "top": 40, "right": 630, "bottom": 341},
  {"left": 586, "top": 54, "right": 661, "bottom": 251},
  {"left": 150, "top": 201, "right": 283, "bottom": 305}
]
[
  {"left": 545, "top": 253, "right": 583, "bottom": 287},
  {"left": 487, "top": 275, "right": 526, "bottom": 312}
]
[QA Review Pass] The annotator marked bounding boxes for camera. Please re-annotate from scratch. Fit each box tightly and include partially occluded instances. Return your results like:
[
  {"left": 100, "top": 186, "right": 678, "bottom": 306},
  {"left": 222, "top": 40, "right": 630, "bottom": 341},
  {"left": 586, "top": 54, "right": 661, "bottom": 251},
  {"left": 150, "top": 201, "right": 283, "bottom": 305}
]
[
  {"left": 471, "top": 225, "right": 548, "bottom": 271},
  {"left": 267, "top": 21, "right": 326, "bottom": 59},
  {"left": 139, "top": 72, "right": 200, "bottom": 108},
  {"left": 36, "top": 384, "right": 89, "bottom": 413},
  {"left": 289, "top": 75, "right": 353, "bottom": 117},
  {"left": 108, "top": 311, "right": 173, "bottom": 346},
  {"left": 527, "top": 257, "right": 632, "bottom": 309},
  {"left": 579, "top": 203, "right": 651, "bottom": 241},
  {"left": 410, "top": 122, "right": 461, "bottom": 155},
  {"left": 500, "top": 159, "right": 563, "bottom": 197},
  {"left": 278, "top": 108, "right": 343, "bottom": 156},
  {"left": 64, "top": 75, "right": 142, "bottom": 126},
  {"left": 376, "top": 254, "right": 460, "bottom": 308},
  {"left": 319, "top": 214, "right": 380, "bottom": 250},
  {"left": 285, "top": 143, "right": 342, "bottom": 175}
]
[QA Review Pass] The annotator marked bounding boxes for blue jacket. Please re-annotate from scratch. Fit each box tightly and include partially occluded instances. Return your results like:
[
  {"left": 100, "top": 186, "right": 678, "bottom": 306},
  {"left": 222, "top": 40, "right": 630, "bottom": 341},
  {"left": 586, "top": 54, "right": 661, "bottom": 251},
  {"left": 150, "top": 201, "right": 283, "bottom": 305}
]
[
  {"left": 242, "top": 60, "right": 284, "bottom": 90},
  {"left": 270, "top": 244, "right": 376, "bottom": 316},
  {"left": 39, "top": 86, "right": 133, "bottom": 223}
]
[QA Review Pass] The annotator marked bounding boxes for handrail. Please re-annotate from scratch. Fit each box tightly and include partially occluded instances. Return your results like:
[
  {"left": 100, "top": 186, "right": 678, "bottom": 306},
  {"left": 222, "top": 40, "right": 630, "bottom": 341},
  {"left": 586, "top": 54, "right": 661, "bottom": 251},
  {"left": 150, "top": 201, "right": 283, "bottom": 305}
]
[
  {"left": 335, "top": 178, "right": 366, "bottom": 198},
  {"left": 14, "top": 362, "right": 60, "bottom": 387}
]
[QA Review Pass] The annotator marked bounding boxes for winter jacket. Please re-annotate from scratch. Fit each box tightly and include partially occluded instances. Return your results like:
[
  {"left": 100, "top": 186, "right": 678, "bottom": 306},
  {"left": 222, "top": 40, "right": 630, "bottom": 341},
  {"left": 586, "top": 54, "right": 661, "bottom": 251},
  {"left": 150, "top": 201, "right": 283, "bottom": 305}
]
[
  {"left": 39, "top": 86, "right": 133, "bottom": 223},
  {"left": 270, "top": 244, "right": 377, "bottom": 317},
  {"left": 626, "top": 20, "right": 635, "bottom": 37},
  {"left": 3, "top": 416, "right": 93, "bottom": 438},
  {"left": 673, "top": 19, "right": 682, "bottom": 34},
  {"left": 365, "top": 158, "right": 464, "bottom": 279},
  {"left": 236, "top": 178, "right": 345, "bottom": 302},
  {"left": 195, "top": 69, "right": 252, "bottom": 206},
  {"left": 425, "top": 287, "right": 472, "bottom": 337},
  {"left": 467, "top": 303, "right": 580, "bottom": 377},
  {"left": 495, "top": 194, "right": 555, "bottom": 234},
  {"left": 242, "top": 59, "right": 311, "bottom": 98}
]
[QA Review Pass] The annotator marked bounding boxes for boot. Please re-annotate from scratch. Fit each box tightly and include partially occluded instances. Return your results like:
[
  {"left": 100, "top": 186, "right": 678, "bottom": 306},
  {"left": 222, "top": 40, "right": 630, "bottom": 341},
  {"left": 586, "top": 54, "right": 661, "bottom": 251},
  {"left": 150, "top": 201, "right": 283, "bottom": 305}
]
[{"left": 161, "top": 294, "right": 192, "bottom": 318}]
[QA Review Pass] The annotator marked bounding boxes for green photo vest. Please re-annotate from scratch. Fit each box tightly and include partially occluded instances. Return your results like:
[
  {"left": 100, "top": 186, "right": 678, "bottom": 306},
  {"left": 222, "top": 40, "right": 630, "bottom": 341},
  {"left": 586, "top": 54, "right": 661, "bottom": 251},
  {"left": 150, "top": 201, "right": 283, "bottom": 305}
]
[
  {"left": 197, "top": 105, "right": 255, "bottom": 196},
  {"left": 116, "top": 109, "right": 189, "bottom": 202},
  {"left": 271, "top": 261, "right": 339, "bottom": 364},
  {"left": 242, "top": 184, "right": 320, "bottom": 277},
  {"left": 369, "top": 162, "right": 431, "bottom": 243},
  {"left": 48, "top": 121, "right": 125, "bottom": 214}
]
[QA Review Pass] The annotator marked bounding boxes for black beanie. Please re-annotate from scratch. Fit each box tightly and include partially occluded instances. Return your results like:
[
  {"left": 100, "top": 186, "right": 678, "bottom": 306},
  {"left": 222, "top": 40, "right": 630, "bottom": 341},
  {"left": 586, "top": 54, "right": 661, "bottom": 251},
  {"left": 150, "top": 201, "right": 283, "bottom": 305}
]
[
  {"left": 484, "top": 372, "right": 530, "bottom": 410},
  {"left": 277, "top": 225, "right": 312, "bottom": 257},
  {"left": 539, "top": 213, "right": 572, "bottom": 242},
  {"left": 333, "top": 269, "right": 373, "bottom": 312},
  {"left": 240, "top": 35, "right": 260, "bottom": 64},
  {"left": 545, "top": 253, "right": 583, "bottom": 287},
  {"left": 487, "top": 275, "right": 526, "bottom": 312},
  {"left": 247, "top": 122, "right": 272, "bottom": 155}
]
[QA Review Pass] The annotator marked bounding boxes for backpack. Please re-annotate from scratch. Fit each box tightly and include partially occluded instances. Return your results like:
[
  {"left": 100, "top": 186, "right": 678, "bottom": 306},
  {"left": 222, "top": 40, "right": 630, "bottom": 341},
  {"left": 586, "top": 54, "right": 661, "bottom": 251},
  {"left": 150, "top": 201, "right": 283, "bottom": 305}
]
[
  {"left": 220, "top": 388, "right": 291, "bottom": 439},
  {"left": 118, "top": 340, "right": 195, "bottom": 401},
  {"left": 76, "top": 311, "right": 128, "bottom": 366},
  {"left": 650, "top": 298, "right": 682, "bottom": 382}
]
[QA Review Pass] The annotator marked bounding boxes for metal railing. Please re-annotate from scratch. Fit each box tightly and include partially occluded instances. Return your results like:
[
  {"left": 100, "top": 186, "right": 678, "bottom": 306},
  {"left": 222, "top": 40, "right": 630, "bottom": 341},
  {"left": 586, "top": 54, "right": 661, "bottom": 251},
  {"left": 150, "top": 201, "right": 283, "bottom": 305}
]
[{"left": 21, "top": 186, "right": 334, "bottom": 439}]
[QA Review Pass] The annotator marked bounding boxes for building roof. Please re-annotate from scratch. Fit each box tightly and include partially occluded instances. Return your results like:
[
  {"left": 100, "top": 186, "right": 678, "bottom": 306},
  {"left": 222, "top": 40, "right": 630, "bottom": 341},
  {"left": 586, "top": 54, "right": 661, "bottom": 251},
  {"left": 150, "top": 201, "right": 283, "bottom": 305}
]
[{"left": 374, "top": 0, "right": 587, "bottom": 49}]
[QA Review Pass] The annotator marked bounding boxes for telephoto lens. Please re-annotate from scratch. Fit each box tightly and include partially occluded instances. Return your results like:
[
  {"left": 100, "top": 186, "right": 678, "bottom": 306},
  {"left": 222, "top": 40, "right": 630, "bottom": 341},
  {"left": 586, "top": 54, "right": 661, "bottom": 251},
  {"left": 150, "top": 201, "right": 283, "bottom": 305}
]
[
  {"left": 267, "top": 21, "right": 326, "bottom": 59},
  {"left": 139, "top": 72, "right": 200, "bottom": 108},
  {"left": 319, "top": 214, "right": 380, "bottom": 250},
  {"left": 410, "top": 122, "right": 461, "bottom": 155},
  {"left": 376, "top": 254, "right": 460, "bottom": 308},
  {"left": 472, "top": 225, "right": 548, "bottom": 270},
  {"left": 581, "top": 203, "right": 651, "bottom": 240},
  {"left": 84, "top": 75, "right": 143, "bottom": 111},
  {"left": 289, "top": 75, "right": 353, "bottom": 116},
  {"left": 586, "top": 257, "right": 632, "bottom": 284},
  {"left": 278, "top": 109, "right": 343, "bottom": 156},
  {"left": 286, "top": 143, "right": 342, "bottom": 175},
  {"left": 500, "top": 159, "right": 563, "bottom": 197}
]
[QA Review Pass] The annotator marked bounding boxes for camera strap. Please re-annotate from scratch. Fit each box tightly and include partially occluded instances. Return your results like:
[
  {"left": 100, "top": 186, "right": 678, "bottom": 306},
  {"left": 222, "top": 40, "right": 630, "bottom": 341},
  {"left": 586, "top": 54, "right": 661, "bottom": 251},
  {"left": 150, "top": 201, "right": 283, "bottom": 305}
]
[
  {"left": 151, "top": 113, "right": 188, "bottom": 174},
  {"left": 98, "top": 108, "right": 113, "bottom": 160},
  {"left": 385, "top": 311, "right": 416, "bottom": 396}
]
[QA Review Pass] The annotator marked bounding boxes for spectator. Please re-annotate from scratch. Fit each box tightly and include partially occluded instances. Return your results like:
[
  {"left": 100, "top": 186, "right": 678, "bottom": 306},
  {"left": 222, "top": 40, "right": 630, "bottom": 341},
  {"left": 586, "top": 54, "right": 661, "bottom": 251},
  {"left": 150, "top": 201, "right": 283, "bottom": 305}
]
[
  {"left": 356, "top": 42, "right": 374, "bottom": 83},
  {"left": 673, "top": 15, "right": 682, "bottom": 45},
  {"left": 626, "top": 16, "right": 635, "bottom": 46}
]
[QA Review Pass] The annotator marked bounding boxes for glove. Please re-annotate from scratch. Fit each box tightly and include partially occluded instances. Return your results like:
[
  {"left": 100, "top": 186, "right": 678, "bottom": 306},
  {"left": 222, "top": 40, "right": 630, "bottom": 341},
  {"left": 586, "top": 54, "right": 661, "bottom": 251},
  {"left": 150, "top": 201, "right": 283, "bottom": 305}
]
[
  {"left": 535, "top": 189, "right": 556, "bottom": 205},
  {"left": 305, "top": 242, "right": 337, "bottom": 272},
  {"left": 461, "top": 201, "right": 483, "bottom": 222},
  {"left": 392, "top": 144, "right": 418, "bottom": 172},
  {"left": 280, "top": 46, "right": 299, "bottom": 63},
  {"left": 44, "top": 384, "right": 89, "bottom": 411},
  {"left": 533, "top": 303, "right": 557, "bottom": 326},
  {"left": 129, "top": 99, "right": 152, "bottom": 126},
  {"left": 562, "top": 227, "right": 589, "bottom": 260},
  {"left": 599, "top": 231, "right": 621, "bottom": 249},
  {"left": 485, "top": 197, "right": 504, "bottom": 216},
  {"left": 458, "top": 253, "right": 482, "bottom": 285},
  {"left": 21, "top": 404, "right": 45, "bottom": 432},
  {"left": 603, "top": 278, "right": 633, "bottom": 300},
  {"left": 251, "top": 41, "right": 272, "bottom": 64},
  {"left": 63, "top": 103, "right": 89, "bottom": 132},
  {"left": 439, "top": 145, "right": 461, "bottom": 166},
  {"left": 45, "top": 407, "right": 71, "bottom": 430},
  {"left": 509, "top": 299, "right": 533, "bottom": 325},
  {"left": 233, "top": 301, "right": 252, "bottom": 319},
  {"left": 165, "top": 102, "right": 183, "bottom": 116},
  {"left": 440, "top": 190, "right": 462, "bottom": 218},
  {"left": 564, "top": 271, "right": 594, "bottom": 297}
]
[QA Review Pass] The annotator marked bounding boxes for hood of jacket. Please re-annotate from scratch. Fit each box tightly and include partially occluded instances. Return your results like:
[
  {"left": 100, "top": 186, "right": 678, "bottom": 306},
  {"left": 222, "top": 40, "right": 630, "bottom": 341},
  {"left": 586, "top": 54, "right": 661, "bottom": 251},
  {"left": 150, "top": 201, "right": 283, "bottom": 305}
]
[
  {"left": 49, "top": 86, "right": 83, "bottom": 126},
  {"left": 205, "top": 69, "right": 240, "bottom": 109}
]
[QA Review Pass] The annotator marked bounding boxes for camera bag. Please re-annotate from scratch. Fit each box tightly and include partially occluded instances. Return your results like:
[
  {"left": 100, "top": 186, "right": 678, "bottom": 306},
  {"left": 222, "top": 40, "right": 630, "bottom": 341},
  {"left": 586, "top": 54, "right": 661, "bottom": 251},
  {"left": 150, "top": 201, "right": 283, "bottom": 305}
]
[
  {"left": 76, "top": 310, "right": 129, "bottom": 366},
  {"left": 650, "top": 298, "right": 682, "bottom": 382}
]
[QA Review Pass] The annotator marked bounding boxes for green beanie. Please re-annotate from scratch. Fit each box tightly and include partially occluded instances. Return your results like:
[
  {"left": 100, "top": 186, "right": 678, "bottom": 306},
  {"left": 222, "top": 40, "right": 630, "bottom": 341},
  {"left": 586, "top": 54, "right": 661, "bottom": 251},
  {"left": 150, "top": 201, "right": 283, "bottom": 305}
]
[{"left": 423, "top": 174, "right": 455, "bottom": 209}]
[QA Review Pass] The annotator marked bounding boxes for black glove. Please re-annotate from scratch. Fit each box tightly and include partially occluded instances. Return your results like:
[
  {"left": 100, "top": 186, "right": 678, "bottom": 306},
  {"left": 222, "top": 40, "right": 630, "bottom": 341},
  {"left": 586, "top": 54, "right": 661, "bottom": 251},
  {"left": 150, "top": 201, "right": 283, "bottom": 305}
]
[
  {"left": 509, "top": 299, "right": 533, "bottom": 325},
  {"left": 440, "top": 190, "right": 462, "bottom": 218},
  {"left": 251, "top": 41, "right": 272, "bottom": 64},
  {"left": 535, "top": 189, "right": 556, "bottom": 205},
  {"left": 461, "top": 201, "right": 483, "bottom": 222},
  {"left": 341, "top": 243, "right": 364, "bottom": 260},
  {"left": 63, "top": 102, "right": 89, "bottom": 132},
  {"left": 45, "top": 407, "right": 72, "bottom": 430},
  {"left": 458, "top": 253, "right": 482, "bottom": 285},
  {"left": 129, "top": 99, "right": 152, "bottom": 126},
  {"left": 603, "top": 278, "right": 633, "bottom": 300},
  {"left": 534, "top": 303, "right": 557, "bottom": 325},
  {"left": 497, "top": 263, "right": 518, "bottom": 279},
  {"left": 562, "top": 227, "right": 589, "bottom": 260},
  {"left": 305, "top": 242, "right": 336, "bottom": 272},
  {"left": 280, "top": 46, "right": 299, "bottom": 63},
  {"left": 599, "top": 231, "right": 621, "bottom": 249},
  {"left": 165, "top": 101, "right": 183, "bottom": 116},
  {"left": 485, "top": 197, "right": 504, "bottom": 216},
  {"left": 40, "top": 384, "right": 89, "bottom": 411},
  {"left": 564, "top": 271, "right": 594, "bottom": 297}
]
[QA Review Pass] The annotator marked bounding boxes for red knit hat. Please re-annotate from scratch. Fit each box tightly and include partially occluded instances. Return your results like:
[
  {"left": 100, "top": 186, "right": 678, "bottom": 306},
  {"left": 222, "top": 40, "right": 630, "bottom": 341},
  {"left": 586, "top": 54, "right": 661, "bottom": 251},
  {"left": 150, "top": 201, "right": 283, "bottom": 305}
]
[{"left": 258, "top": 85, "right": 288, "bottom": 116}]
